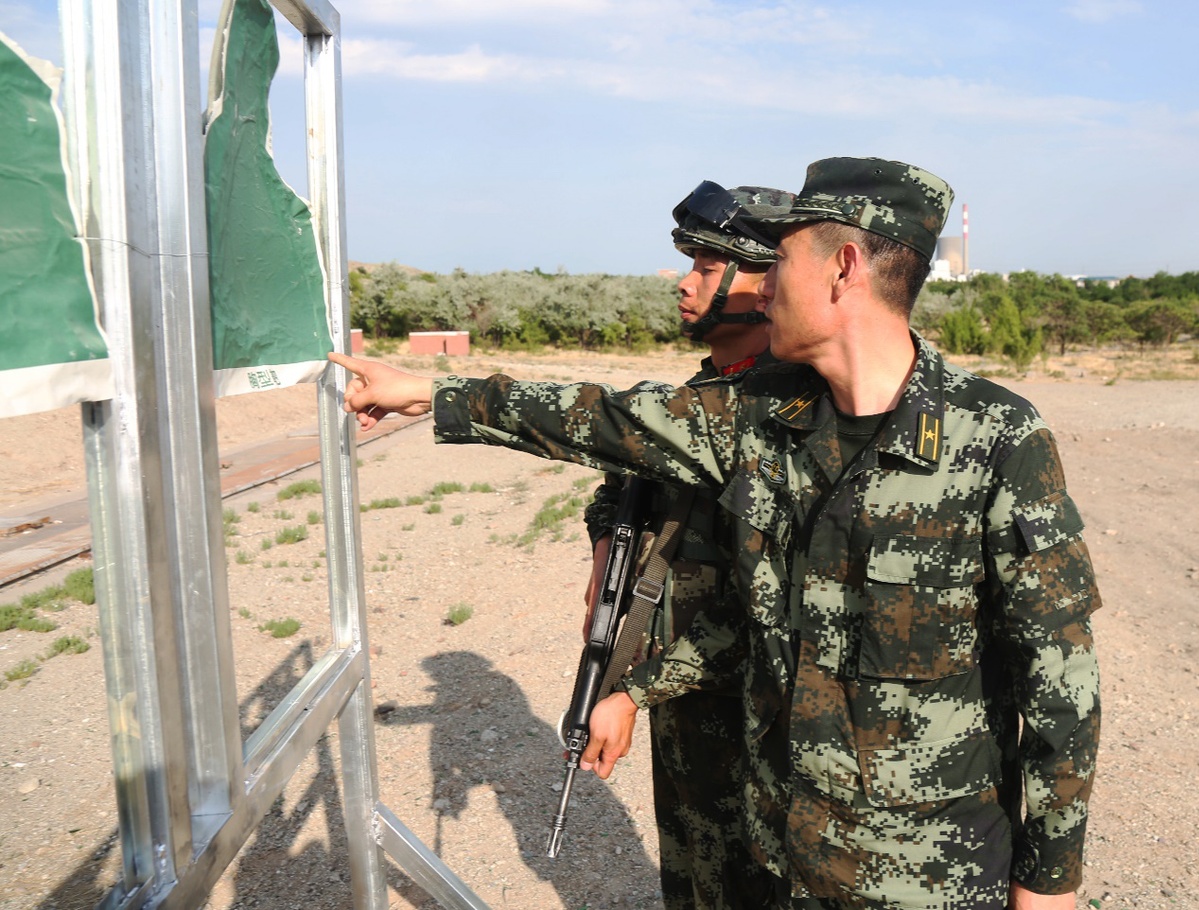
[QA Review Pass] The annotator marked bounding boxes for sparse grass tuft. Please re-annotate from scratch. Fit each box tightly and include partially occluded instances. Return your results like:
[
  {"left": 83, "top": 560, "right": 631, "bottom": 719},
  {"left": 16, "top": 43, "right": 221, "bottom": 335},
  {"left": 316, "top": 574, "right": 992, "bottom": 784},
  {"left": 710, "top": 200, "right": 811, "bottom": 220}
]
[
  {"left": 424, "top": 502, "right": 442, "bottom": 514},
  {"left": 468, "top": 482, "right": 494, "bottom": 493},
  {"left": 362, "top": 497, "right": 403, "bottom": 512},
  {"left": 235, "top": 550, "right": 253, "bottom": 565},
  {"left": 45, "top": 635, "right": 89, "bottom": 657},
  {"left": 277, "top": 480, "right": 321, "bottom": 501},
  {"left": 444, "top": 603, "right": 473, "bottom": 626},
  {"left": 430, "top": 481, "right": 465, "bottom": 498},
  {"left": 246, "top": 501, "right": 260, "bottom": 513},
  {"left": 307, "top": 510, "right": 321, "bottom": 525},
  {"left": 275, "top": 525, "right": 309, "bottom": 545},
  {"left": 259, "top": 618, "right": 301, "bottom": 638},
  {"left": 273, "top": 509, "right": 293, "bottom": 520},
  {"left": 5, "top": 659, "right": 40, "bottom": 682},
  {"left": 63, "top": 568, "right": 95, "bottom": 605},
  {"left": 451, "top": 514, "right": 465, "bottom": 526}
]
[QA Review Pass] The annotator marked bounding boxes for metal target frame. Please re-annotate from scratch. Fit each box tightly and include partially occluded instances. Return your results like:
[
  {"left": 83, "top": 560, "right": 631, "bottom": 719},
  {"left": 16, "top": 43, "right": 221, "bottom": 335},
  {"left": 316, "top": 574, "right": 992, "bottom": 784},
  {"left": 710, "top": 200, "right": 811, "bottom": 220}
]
[{"left": 56, "top": 0, "right": 489, "bottom": 906}]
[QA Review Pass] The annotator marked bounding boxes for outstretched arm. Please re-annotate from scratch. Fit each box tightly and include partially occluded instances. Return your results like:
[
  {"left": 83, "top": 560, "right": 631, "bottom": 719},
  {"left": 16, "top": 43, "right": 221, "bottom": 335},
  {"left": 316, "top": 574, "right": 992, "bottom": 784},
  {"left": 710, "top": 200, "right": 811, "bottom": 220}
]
[{"left": 327, "top": 352, "right": 434, "bottom": 426}]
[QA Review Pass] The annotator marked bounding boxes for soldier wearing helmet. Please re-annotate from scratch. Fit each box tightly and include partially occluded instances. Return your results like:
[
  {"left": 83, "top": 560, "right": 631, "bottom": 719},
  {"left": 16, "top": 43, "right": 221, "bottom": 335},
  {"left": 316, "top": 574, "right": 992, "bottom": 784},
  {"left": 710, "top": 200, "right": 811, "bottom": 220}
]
[{"left": 579, "top": 182, "right": 794, "bottom": 910}]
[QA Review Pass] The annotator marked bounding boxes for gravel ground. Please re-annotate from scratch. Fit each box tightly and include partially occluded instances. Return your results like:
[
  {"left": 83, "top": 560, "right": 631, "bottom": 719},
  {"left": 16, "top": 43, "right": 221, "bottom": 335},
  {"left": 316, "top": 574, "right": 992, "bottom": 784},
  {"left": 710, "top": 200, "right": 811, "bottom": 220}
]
[{"left": 1, "top": 345, "right": 1197, "bottom": 910}]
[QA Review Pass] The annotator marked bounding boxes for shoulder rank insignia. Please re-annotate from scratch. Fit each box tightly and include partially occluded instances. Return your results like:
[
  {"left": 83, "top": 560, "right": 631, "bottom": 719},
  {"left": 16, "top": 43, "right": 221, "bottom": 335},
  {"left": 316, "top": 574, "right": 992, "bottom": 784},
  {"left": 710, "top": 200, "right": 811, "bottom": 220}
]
[
  {"left": 758, "top": 457, "right": 786, "bottom": 484},
  {"left": 916, "top": 411, "right": 942, "bottom": 462}
]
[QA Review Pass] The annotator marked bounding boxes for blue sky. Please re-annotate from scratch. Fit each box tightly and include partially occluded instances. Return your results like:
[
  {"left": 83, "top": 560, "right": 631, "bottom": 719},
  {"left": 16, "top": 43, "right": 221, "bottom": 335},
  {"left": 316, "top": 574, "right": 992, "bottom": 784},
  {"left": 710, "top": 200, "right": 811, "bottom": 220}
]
[{"left": 5, "top": 0, "right": 1198, "bottom": 277}]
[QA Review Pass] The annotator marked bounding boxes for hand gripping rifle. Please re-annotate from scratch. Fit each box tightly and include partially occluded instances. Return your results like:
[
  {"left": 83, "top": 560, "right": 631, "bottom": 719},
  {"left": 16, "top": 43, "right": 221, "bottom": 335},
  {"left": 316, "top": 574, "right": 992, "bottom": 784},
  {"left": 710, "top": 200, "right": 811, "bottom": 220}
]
[{"left": 546, "top": 475, "right": 651, "bottom": 858}]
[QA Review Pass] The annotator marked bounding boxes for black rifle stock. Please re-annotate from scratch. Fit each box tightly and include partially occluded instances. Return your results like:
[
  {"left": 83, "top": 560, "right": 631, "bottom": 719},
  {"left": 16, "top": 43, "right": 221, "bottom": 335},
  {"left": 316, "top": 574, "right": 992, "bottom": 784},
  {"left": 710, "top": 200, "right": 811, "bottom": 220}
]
[{"left": 546, "top": 475, "right": 649, "bottom": 858}]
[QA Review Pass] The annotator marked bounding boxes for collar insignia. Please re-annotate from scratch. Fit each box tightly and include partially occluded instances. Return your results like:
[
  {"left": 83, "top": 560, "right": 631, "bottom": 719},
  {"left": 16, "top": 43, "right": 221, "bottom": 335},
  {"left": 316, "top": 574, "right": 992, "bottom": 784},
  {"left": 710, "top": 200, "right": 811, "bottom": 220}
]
[{"left": 775, "top": 394, "right": 817, "bottom": 422}]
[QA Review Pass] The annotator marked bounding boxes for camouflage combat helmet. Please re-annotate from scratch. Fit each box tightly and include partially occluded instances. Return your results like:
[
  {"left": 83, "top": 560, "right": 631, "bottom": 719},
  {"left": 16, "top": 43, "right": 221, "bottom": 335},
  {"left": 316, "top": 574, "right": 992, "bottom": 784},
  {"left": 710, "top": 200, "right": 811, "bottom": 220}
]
[
  {"left": 671, "top": 181, "right": 796, "bottom": 340},
  {"left": 736, "top": 158, "right": 954, "bottom": 261}
]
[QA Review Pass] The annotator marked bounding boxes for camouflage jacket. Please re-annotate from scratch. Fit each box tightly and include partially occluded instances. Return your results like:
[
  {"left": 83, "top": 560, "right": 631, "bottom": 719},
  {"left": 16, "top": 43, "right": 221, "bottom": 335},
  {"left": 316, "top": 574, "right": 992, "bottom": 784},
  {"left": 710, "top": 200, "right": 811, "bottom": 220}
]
[
  {"left": 431, "top": 336, "right": 1101, "bottom": 907},
  {"left": 583, "top": 354, "right": 774, "bottom": 701}
]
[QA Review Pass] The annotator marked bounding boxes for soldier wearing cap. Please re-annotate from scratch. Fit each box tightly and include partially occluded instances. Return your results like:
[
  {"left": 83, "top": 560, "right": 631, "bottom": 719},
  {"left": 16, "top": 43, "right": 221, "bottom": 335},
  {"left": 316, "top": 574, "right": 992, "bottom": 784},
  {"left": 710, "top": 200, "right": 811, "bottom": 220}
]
[
  {"left": 330, "top": 157, "right": 1101, "bottom": 910},
  {"left": 581, "top": 183, "right": 788, "bottom": 909}
]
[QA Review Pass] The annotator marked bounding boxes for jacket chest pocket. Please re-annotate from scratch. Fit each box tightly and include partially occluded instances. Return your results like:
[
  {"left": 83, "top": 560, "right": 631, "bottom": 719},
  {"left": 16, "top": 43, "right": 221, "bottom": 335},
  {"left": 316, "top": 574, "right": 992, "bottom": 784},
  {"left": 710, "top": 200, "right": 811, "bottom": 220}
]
[
  {"left": 718, "top": 469, "right": 792, "bottom": 628},
  {"left": 859, "top": 535, "right": 984, "bottom": 680}
]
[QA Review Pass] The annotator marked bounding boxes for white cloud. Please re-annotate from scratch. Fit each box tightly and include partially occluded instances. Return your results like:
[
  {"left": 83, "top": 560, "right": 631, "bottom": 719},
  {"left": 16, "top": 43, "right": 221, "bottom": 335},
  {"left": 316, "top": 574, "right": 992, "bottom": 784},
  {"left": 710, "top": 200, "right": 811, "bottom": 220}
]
[
  {"left": 342, "top": 0, "right": 613, "bottom": 26},
  {"left": 1063, "top": 0, "right": 1142, "bottom": 23},
  {"left": 340, "top": 39, "right": 551, "bottom": 82}
]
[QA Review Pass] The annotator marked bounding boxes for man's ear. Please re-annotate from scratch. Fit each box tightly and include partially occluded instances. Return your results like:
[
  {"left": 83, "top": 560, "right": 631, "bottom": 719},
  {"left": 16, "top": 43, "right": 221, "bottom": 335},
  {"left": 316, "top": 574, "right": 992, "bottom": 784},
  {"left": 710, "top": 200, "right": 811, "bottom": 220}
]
[{"left": 831, "top": 241, "right": 866, "bottom": 300}]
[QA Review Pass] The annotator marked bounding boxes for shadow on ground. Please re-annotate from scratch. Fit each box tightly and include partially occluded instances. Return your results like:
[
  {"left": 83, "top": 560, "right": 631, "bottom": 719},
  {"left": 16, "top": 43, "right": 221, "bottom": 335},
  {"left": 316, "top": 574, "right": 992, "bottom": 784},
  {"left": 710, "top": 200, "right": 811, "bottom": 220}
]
[{"left": 34, "top": 645, "right": 659, "bottom": 909}]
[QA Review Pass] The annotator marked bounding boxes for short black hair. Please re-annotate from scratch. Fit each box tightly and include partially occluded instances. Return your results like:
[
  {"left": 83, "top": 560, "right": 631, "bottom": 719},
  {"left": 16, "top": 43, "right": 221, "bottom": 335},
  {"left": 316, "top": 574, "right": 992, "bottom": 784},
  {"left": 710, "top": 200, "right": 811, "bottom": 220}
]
[{"left": 806, "top": 221, "right": 931, "bottom": 318}]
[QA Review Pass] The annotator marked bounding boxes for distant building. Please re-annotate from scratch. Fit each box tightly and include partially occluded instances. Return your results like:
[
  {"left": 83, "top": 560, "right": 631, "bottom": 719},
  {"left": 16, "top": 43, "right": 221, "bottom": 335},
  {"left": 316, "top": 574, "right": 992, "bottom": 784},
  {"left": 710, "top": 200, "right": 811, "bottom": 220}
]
[
  {"left": 935, "top": 236, "right": 965, "bottom": 277},
  {"left": 658, "top": 268, "right": 679, "bottom": 280}
]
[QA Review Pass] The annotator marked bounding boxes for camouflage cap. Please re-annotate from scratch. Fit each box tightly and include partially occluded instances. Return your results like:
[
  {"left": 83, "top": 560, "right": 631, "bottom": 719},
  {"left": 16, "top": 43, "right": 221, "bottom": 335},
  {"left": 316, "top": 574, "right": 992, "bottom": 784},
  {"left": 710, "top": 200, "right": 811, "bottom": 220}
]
[
  {"left": 736, "top": 158, "right": 954, "bottom": 261},
  {"left": 671, "top": 182, "right": 797, "bottom": 265}
]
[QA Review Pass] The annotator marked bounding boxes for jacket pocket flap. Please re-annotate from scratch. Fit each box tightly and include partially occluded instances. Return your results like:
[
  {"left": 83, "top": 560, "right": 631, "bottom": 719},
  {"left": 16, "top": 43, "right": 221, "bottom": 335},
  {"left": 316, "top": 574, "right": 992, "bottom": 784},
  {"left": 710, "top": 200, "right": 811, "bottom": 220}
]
[
  {"left": 867, "top": 535, "right": 984, "bottom": 587},
  {"left": 719, "top": 469, "right": 790, "bottom": 543},
  {"left": 1014, "top": 491, "right": 1084, "bottom": 553},
  {"left": 859, "top": 731, "right": 998, "bottom": 808}
]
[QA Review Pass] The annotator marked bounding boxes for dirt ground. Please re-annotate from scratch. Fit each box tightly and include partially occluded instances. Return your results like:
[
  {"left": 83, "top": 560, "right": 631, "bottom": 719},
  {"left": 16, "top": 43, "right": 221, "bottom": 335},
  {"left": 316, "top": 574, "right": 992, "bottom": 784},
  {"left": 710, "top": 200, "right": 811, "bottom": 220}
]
[{"left": 1, "top": 342, "right": 1197, "bottom": 910}]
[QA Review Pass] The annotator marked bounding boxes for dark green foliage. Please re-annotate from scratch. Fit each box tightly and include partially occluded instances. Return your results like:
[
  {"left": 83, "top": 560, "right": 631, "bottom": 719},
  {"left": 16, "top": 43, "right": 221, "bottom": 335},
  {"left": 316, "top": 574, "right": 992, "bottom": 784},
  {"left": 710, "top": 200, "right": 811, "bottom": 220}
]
[
  {"left": 938, "top": 306, "right": 988, "bottom": 356},
  {"left": 918, "top": 270, "right": 1199, "bottom": 364}
]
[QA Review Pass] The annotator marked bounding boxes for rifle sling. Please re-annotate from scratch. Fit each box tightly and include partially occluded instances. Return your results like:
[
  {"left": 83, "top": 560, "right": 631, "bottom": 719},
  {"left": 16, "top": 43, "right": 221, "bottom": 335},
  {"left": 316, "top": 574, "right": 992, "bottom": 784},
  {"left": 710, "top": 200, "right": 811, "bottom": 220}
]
[{"left": 599, "top": 488, "right": 696, "bottom": 698}]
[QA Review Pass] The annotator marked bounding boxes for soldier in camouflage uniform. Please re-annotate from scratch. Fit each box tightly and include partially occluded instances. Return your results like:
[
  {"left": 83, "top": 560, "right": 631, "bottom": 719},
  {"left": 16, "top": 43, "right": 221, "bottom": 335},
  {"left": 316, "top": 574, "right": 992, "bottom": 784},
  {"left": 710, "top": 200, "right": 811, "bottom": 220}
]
[
  {"left": 330, "top": 157, "right": 1101, "bottom": 910},
  {"left": 581, "top": 182, "right": 790, "bottom": 909}
]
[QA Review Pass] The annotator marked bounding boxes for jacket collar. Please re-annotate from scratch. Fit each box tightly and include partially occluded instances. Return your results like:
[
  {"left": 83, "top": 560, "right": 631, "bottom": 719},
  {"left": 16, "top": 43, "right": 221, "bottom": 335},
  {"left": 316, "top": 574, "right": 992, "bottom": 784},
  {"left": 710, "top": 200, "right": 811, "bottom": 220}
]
[{"left": 768, "top": 333, "right": 947, "bottom": 468}]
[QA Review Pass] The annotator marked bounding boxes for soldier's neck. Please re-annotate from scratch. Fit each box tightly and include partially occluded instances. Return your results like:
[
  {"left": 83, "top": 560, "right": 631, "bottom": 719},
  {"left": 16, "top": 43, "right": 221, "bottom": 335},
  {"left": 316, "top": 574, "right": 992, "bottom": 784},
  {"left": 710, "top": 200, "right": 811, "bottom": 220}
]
[
  {"left": 819, "top": 324, "right": 916, "bottom": 417},
  {"left": 707, "top": 326, "right": 771, "bottom": 372}
]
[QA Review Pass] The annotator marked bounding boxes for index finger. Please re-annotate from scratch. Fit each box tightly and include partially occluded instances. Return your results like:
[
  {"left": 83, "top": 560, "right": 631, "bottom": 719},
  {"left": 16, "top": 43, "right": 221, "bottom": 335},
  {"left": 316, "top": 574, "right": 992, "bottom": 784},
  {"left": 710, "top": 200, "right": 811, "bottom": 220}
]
[{"left": 327, "top": 351, "right": 366, "bottom": 377}]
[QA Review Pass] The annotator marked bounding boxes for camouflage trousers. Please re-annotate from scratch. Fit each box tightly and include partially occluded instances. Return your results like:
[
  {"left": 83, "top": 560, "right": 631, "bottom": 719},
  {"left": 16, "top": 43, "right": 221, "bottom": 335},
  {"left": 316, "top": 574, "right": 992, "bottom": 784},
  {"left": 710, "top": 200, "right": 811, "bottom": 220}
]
[{"left": 649, "top": 691, "right": 776, "bottom": 910}]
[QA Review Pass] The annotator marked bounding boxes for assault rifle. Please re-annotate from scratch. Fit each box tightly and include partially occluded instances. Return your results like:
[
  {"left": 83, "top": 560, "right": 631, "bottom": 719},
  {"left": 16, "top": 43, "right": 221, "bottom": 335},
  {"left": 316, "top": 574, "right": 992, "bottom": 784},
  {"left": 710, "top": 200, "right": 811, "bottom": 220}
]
[{"left": 546, "top": 475, "right": 650, "bottom": 858}]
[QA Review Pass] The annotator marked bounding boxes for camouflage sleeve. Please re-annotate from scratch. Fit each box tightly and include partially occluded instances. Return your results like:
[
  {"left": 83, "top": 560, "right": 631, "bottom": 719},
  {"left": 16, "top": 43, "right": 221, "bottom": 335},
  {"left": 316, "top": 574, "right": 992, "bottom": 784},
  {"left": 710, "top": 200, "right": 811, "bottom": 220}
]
[
  {"left": 430, "top": 374, "right": 738, "bottom": 488},
  {"left": 583, "top": 472, "right": 623, "bottom": 549},
  {"left": 622, "top": 589, "right": 747, "bottom": 708},
  {"left": 985, "top": 426, "right": 1101, "bottom": 895}
]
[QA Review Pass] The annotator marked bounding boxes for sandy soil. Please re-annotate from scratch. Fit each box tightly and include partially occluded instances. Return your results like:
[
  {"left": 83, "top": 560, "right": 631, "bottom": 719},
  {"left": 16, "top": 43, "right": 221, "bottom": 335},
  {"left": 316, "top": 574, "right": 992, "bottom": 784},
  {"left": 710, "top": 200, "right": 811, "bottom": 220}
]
[{"left": 1, "top": 343, "right": 1197, "bottom": 910}]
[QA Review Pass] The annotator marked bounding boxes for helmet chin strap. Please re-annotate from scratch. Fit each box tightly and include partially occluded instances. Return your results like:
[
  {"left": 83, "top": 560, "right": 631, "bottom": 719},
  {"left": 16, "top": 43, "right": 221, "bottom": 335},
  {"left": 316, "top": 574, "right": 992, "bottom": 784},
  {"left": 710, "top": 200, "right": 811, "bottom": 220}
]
[{"left": 682, "top": 260, "right": 767, "bottom": 340}]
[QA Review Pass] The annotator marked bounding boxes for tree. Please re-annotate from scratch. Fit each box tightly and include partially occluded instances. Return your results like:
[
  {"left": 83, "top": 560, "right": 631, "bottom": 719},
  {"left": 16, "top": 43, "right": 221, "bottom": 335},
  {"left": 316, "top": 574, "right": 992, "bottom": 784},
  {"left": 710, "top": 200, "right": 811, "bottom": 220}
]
[
  {"left": 938, "top": 305, "right": 988, "bottom": 355},
  {"left": 1125, "top": 299, "right": 1199, "bottom": 347},
  {"left": 987, "top": 295, "right": 1042, "bottom": 371}
]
